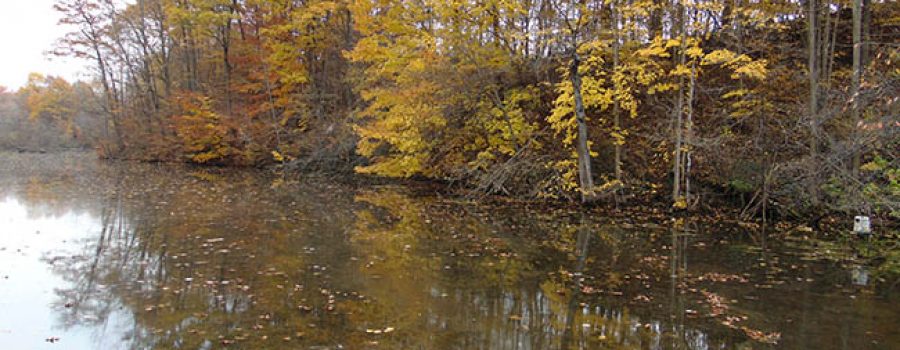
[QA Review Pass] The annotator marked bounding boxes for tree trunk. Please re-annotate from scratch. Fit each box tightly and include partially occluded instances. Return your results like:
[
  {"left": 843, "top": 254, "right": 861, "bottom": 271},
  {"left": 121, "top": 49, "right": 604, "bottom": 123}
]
[
  {"left": 851, "top": 0, "right": 862, "bottom": 177},
  {"left": 720, "top": 0, "right": 733, "bottom": 32},
  {"left": 862, "top": 0, "right": 871, "bottom": 65},
  {"left": 649, "top": 0, "right": 663, "bottom": 39},
  {"left": 672, "top": 4, "right": 687, "bottom": 204},
  {"left": 233, "top": 0, "right": 245, "bottom": 40},
  {"left": 819, "top": 3, "right": 832, "bottom": 87},
  {"left": 808, "top": 0, "right": 820, "bottom": 206},
  {"left": 685, "top": 62, "right": 696, "bottom": 204},
  {"left": 612, "top": 1, "right": 623, "bottom": 182},
  {"left": 90, "top": 32, "right": 124, "bottom": 152},
  {"left": 570, "top": 54, "right": 596, "bottom": 202},
  {"left": 223, "top": 3, "right": 234, "bottom": 115}
]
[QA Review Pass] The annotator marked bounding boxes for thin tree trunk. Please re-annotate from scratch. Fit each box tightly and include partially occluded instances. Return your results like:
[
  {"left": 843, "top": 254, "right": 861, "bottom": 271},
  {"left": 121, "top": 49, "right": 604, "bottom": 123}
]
[
  {"left": 93, "top": 43, "right": 124, "bottom": 152},
  {"left": 862, "top": 0, "right": 871, "bottom": 65},
  {"left": 233, "top": 0, "right": 245, "bottom": 40},
  {"left": 721, "top": 0, "right": 733, "bottom": 31},
  {"left": 808, "top": 0, "right": 820, "bottom": 206},
  {"left": 223, "top": 3, "right": 234, "bottom": 115},
  {"left": 672, "top": 4, "right": 687, "bottom": 204},
  {"left": 612, "top": 1, "right": 622, "bottom": 182},
  {"left": 827, "top": 8, "right": 839, "bottom": 86},
  {"left": 851, "top": 0, "right": 862, "bottom": 177},
  {"left": 649, "top": 0, "right": 663, "bottom": 39},
  {"left": 819, "top": 3, "right": 831, "bottom": 87},
  {"left": 570, "top": 53, "right": 596, "bottom": 202},
  {"left": 685, "top": 61, "right": 696, "bottom": 204}
]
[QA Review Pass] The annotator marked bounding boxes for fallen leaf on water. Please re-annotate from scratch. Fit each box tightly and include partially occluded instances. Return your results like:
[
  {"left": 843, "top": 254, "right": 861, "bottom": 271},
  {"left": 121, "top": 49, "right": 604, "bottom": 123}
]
[{"left": 742, "top": 327, "right": 781, "bottom": 344}]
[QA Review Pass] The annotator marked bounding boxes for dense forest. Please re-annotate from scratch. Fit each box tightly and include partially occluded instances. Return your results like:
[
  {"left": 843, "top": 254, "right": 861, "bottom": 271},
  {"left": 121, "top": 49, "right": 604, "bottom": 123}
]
[{"left": 0, "top": 0, "right": 897, "bottom": 218}]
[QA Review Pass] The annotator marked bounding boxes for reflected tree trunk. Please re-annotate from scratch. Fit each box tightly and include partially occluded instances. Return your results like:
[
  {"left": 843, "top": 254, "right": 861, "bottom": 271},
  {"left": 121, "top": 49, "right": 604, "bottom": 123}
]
[{"left": 561, "top": 216, "right": 591, "bottom": 349}]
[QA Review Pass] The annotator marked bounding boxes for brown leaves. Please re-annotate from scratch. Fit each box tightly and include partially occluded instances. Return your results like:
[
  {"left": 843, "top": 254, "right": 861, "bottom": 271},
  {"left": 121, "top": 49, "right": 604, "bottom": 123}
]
[
  {"left": 700, "top": 290, "right": 729, "bottom": 317},
  {"left": 698, "top": 290, "right": 780, "bottom": 345},
  {"left": 741, "top": 327, "right": 781, "bottom": 345},
  {"left": 695, "top": 272, "right": 749, "bottom": 283}
]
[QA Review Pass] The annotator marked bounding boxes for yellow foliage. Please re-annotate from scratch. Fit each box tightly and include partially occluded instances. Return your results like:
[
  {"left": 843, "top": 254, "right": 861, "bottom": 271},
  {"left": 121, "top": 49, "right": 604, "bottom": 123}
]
[
  {"left": 18, "top": 73, "right": 78, "bottom": 135},
  {"left": 271, "top": 150, "right": 285, "bottom": 162},
  {"left": 172, "top": 93, "right": 242, "bottom": 164},
  {"left": 349, "top": 0, "right": 542, "bottom": 179}
]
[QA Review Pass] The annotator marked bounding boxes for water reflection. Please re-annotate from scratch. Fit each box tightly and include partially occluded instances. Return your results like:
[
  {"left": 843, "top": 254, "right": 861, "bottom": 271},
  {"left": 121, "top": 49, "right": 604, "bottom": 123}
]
[{"left": 0, "top": 153, "right": 896, "bottom": 349}]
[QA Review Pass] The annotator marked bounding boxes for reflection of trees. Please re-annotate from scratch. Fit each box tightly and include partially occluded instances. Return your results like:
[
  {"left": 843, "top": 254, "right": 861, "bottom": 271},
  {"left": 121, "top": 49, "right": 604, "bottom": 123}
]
[
  {"left": 560, "top": 216, "right": 591, "bottom": 349},
  {"left": 543, "top": 219, "right": 665, "bottom": 350},
  {"left": 350, "top": 188, "right": 527, "bottom": 348},
  {"left": 533, "top": 217, "right": 754, "bottom": 350},
  {"left": 351, "top": 189, "right": 579, "bottom": 349},
  {"left": 53, "top": 191, "right": 127, "bottom": 329},
  {"left": 12, "top": 156, "right": 893, "bottom": 349},
  {"left": 0, "top": 152, "right": 110, "bottom": 219},
  {"left": 39, "top": 173, "right": 738, "bottom": 350},
  {"left": 347, "top": 193, "right": 725, "bottom": 350},
  {"left": 668, "top": 219, "right": 691, "bottom": 349},
  {"left": 44, "top": 168, "right": 349, "bottom": 349},
  {"left": 5, "top": 156, "right": 741, "bottom": 350}
]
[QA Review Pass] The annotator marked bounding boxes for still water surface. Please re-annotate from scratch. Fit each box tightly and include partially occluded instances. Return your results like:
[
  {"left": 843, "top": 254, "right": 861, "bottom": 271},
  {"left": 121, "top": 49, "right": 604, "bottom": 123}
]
[{"left": 0, "top": 153, "right": 896, "bottom": 349}]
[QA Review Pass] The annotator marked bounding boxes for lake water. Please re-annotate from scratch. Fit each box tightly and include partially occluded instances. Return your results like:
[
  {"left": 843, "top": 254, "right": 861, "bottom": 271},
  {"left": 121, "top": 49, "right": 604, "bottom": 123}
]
[{"left": 0, "top": 152, "right": 896, "bottom": 349}]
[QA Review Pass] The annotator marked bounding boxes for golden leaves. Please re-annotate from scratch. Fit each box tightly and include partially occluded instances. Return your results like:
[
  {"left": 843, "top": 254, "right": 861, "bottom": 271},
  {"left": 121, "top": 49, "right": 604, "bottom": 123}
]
[
  {"left": 702, "top": 49, "right": 769, "bottom": 80},
  {"left": 172, "top": 92, "right": 242, "bottom": 164}
]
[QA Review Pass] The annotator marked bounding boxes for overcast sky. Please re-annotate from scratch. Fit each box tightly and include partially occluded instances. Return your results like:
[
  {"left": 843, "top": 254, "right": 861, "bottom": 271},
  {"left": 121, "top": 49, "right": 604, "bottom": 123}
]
[{"left": 0, "top": 0, "right": 89, "bottom": 90}]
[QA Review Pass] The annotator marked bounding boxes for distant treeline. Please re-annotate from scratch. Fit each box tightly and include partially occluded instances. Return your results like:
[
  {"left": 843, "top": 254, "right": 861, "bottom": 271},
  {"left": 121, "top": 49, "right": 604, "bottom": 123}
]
[
  {"left": 0, "top": 76, "right": 97, "bottom": 152},
  {"left": 10, "top": 0, "right": 900, "bottom": 217}
]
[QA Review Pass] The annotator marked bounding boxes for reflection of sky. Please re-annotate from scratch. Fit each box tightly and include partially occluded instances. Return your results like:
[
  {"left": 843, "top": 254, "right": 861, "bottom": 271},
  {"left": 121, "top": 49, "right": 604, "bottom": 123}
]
[{"left": 0, "top": 196, "right": 130, "bottom": 350}]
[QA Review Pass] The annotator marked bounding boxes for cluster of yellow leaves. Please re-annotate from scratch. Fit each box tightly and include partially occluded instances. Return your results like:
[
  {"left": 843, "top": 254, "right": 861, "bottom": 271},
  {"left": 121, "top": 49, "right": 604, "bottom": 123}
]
[
  {"left": 345, "top": 0, "right": 775, "bottom": 196},
  {"left": 467, "top": 86, "right": 542, "bottom": 170},
  {"left": 164, "top": 0, "right": 238, "bottom": 42},
  {"left": 349, "top": 0, "right": 538, "bottom": 179},
  {"left": 701, "top": 50, "right": 770, "bottom": 118},
  {"left": 546, "top": 38, "right": 663, "bottom": 192},
  {"left": 702, "top": 50, "right": 769, "bottom": 80},
  {"left": 173, "top": 93, "right": 241, "bottom": 164},
  {"left": 351, "top": 52, "right": 446, "bottom": 176},
  {"left": 260, "top": 0, "right": 342, "bottom": 122},
  {"left": 548, "top": 42, "right": 612, "bottom": 146},
  {"left": 349, "top": 6, "right": 446, "bottom": 177}
]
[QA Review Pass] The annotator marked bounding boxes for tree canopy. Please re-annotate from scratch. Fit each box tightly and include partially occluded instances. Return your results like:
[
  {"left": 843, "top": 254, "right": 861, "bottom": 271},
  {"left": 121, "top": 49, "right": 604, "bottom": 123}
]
[{"left": 20, "top": 0, "right": 896, "bottom": 215}]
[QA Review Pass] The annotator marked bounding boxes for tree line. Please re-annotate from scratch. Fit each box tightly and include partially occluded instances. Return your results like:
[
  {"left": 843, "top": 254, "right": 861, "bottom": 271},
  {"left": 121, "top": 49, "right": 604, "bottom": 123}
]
[
  {"left": 0, "top": 74, "right": 100, "bottom": 151},
  {"left": 6, "top": 0, "right": 897, "bottom": 216}
]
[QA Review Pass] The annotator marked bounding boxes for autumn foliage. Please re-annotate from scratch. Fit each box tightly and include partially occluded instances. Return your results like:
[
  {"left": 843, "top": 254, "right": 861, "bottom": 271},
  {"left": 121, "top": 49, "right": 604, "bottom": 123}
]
[{"left": 36, "top": 0, "right": 898, "bottom": 215}]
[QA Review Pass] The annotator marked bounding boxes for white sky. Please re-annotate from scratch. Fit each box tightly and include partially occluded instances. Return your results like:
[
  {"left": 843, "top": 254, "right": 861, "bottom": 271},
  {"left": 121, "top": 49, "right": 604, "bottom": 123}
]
[{"left": 0, "top": 0, "right": 89, "bottom": 90}]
